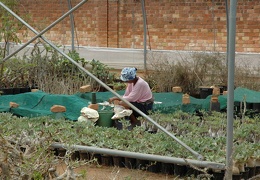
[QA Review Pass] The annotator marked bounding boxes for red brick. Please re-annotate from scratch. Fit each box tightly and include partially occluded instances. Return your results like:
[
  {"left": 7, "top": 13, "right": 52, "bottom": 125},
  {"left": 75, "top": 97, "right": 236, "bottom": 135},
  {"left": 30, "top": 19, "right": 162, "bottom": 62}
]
[{"left": 14, "top": 0, "right": 260, "bottom": 53}]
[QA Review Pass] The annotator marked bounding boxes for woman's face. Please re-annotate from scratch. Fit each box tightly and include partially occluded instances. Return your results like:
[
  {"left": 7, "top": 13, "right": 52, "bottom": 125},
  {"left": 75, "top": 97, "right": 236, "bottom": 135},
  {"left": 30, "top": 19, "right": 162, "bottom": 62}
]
[
  {"left": 126, "top": 80, "right": 134, "bottom": 83},
  {"left": 126, "top": 77, "right": 136, "bottom": 83}
]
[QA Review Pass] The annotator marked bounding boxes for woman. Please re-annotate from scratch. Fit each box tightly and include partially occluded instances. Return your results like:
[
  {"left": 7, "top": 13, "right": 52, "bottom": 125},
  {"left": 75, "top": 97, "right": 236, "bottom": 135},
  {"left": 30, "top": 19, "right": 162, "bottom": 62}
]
[{"left": 109, "top": 67, "right": 154, "bottom": 128}]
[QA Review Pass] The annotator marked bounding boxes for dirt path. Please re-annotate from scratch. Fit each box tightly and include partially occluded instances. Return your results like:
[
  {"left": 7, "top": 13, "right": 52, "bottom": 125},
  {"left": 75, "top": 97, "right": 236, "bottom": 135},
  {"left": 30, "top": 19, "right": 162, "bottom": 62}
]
[{"left": 57, "top": 163, "right": 177, "bottom": 180}]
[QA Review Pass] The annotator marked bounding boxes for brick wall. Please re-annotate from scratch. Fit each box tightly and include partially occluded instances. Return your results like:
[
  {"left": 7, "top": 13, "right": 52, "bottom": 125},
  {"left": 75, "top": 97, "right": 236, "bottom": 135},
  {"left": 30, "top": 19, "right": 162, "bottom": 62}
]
[{"left": 16, "top": 0, "right": 260, "bottom": 53}]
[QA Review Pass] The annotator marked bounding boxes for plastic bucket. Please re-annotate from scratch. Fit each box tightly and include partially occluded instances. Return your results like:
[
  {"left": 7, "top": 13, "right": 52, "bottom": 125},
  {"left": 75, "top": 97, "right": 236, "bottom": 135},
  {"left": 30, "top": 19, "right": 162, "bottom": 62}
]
[{"left": 97, "top": 111, "right": 114, "bottom": 127}]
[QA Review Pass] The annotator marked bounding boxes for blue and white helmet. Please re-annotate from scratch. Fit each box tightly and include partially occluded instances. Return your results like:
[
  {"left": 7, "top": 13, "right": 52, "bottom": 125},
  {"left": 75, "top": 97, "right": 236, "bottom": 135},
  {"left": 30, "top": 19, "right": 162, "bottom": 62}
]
[{"left": 120, "top": 67, "right": 137, "bottom": 81}]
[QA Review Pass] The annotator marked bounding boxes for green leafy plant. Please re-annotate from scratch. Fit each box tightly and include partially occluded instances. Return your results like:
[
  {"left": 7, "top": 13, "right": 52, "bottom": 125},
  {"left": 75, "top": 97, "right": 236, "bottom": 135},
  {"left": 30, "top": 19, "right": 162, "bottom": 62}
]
[
  {"left": 0, "top": 0, "right": 30, "bottom": 83},
  {"left": 21, "top": 42, "right": 119, "bottom": 94},
  {"left": 89, "top": 59, "right": 116, "bottom": 91},
  {"left": 0, "top": 57, "right": 36, "bottom": 88},
  {"left": 110, "top": 82, "right": 126, "bottom": 91},
  {"left": 60, "top": 49, "right": 89, "bottom": 73},
  {"left": 23, "top": 43, "right": 92, "bottom": 94}
]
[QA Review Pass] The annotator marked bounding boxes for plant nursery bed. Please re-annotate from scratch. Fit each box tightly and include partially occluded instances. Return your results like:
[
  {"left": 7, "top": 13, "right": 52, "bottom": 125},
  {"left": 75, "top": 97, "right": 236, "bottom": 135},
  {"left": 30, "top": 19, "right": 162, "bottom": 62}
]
[{"left": 1, "top": 111, "right": 260, "bottom": 179}]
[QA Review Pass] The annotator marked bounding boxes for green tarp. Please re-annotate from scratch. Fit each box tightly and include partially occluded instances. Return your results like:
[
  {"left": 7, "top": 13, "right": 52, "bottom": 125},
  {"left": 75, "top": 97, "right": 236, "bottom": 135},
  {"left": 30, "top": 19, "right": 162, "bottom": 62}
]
[{"left": 0, "top": 87, "right": 259, "bottom": 121}]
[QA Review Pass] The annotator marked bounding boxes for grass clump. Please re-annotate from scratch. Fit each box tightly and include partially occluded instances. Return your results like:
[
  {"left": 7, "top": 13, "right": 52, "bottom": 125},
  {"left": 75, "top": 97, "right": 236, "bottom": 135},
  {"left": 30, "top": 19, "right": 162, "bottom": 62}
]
[{"left": 145, "top": 51, "right": 260, "bottom": 95}]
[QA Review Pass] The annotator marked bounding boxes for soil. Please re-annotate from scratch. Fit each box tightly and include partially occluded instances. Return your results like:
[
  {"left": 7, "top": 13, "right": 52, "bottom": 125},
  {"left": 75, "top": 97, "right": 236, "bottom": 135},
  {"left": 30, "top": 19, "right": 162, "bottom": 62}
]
[
  {"left": 56, "top": 163, "right": 177, "bottom": 180},
  {"left": 0, "top": 163, "right": 177, "bottom": 180}
]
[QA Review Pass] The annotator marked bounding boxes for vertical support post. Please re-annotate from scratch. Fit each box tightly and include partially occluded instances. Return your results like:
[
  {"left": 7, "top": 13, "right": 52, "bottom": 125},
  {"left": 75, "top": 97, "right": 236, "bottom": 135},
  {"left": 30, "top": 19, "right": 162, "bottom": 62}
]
[
  {"left": 226, "top": 0, "right": 237, "bottom": 179},
  {"left": 141, "top": 0, "right": 147, "bottom": 71},
  {"left": 225, "top": 0, "right": 229, "bottom": 66},
  {"left": 67, "top": 0, "right": 75, "bottom": 51},
  {"left": 6, "top": 41, "right": 9, "bottom": 56}
]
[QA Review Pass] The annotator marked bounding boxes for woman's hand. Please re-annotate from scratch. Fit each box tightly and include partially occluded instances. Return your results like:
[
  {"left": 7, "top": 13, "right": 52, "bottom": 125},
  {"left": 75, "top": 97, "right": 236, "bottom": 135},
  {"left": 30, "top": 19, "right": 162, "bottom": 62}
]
[
  {"left": 108, "top": 98, "right": 113, "bottom": 104},
  {"left": 108, "top": 97, "right": 115, "bottom": 104},
  {"left": 109, "top": 97, "right": 120, "bottom": 104}
]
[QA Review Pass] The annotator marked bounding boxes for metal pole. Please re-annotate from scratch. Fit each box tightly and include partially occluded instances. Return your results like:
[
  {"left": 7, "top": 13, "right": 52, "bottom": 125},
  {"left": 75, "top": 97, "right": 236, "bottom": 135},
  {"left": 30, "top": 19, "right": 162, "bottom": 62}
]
[
  {"left": 0, "top": 1, "right": 203, "bottom": 160},
  {"left": 52, "top": 143, "right": 225, "bottom": 170},
  {"left": 67, "top": 0, "right": 75, "bottom": 51},
  {"left": 225, "top": 0, "right": 229, "bottom": 66},
  {"left": 141, "top": 0, "right": 147, "bottom": 71},
  {"left": 226, "top": 0, "right": 237, "bottom": 179},
  {"left": 0, "top": 0, "right": 87, "bottom": 63},
  {"left": 6, "top": 41, "right": 9, "bottom": 56}
]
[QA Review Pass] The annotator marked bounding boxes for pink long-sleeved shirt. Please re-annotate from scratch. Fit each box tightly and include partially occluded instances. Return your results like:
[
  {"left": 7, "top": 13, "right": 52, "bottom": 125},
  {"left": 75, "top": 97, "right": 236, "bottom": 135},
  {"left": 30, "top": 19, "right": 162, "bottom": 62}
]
[{"left": 123, "top": 77, "right": 153, "bottom": 103}]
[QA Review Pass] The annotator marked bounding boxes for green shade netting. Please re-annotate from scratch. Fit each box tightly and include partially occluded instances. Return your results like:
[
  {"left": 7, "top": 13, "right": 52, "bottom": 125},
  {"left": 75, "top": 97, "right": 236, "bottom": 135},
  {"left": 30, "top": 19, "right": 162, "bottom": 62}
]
[{"left": 0, "top": 87, "right": 259, "bottom": 121}]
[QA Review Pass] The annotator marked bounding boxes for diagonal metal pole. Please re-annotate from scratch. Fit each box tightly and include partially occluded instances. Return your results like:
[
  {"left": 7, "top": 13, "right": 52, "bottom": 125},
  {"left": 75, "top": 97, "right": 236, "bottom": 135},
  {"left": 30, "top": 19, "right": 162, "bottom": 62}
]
[
  {"left": 0, "top": 0, "right": 87, "bottom": 63},
  {"left": 52, "top": 143, "right": 225, "bottom": 170},
  {"left": 0, "top": 1, "right": 204, "bottom": 161}
]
